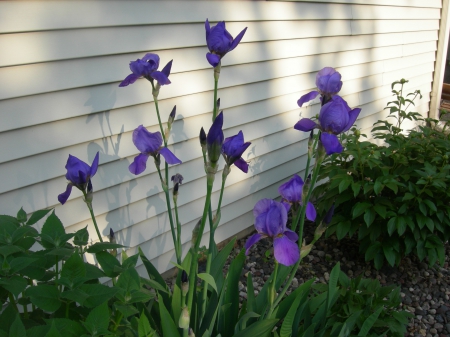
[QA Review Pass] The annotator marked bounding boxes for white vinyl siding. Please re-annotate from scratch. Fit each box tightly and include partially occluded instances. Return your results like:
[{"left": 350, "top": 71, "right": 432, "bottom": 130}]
[{"left": 0, "top": 0, "right": 441, "bottom": 273}]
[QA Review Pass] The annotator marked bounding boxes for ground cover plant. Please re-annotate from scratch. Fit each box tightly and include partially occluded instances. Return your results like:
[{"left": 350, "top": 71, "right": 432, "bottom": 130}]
[
  {"left": 0, "top": 20, "right": 413, "bottom": 337},
  {"left": 314, "top": 79, "right": 450, "bottom": 270}
]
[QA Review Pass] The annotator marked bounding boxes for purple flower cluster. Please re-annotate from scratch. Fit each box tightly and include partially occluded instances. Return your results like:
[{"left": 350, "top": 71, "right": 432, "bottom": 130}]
[
  {"left": 205, "top": 20, "right": 247, "bottom": 67},
  {"left": 119, "top": 53, "right": 172, "bottom": 87},
  {"left": 295, "top": 67, "right": 361, "bottom": 155}
]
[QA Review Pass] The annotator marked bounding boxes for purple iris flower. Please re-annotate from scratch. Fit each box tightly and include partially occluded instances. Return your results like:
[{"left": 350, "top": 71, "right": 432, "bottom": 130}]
[
  {"left": 297, "top": 67, "right": 343, "bottom": 107},
  {"left": 245, "top": 199, "right": 299, "bottom": 266},
  {"left": 206, "top": 112, "right": 224, "bottom": 164},
  {"left": 205, "top": 19, "right": 247, "bottom": 67},
  {"left": 129, "top": 125, "right": 181, "bottom": 175},
  {"left": 278, "top": 175, "right": 316, "bottom": 221},
  {"left": 58, "top": 152, "right": 100, "bottom": 205},
  {"left": 222, "top": 131, "right": 251, "bottom": 173},
  {"left": 119, "top": 53, "right": 172, "bottom": 87},
  {"left": 294, "top": 95, "right": 361, "bottom": 155}
]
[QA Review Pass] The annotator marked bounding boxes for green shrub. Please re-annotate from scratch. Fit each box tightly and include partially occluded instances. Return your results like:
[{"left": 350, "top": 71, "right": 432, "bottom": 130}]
[{"left": 314, "top": 79, "right": 450, "bottom": 269}]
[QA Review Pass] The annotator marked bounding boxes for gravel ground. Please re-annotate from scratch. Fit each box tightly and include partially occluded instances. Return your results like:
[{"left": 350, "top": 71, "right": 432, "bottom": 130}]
[{"left": 169, "top": 220, "right": 450, "bottom": 337}]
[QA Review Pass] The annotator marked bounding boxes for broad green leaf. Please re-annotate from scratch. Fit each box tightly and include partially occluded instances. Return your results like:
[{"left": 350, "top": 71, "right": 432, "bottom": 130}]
[
  {"left": 336, "top": 221, "right": 350, "bottom": 240},
  {"left": 87, "top": 242, "right": 124, "bottom": 253},
  {"left": 40, "top": 212, "right": 65, "bottom": 248},
  {"left": 122, "top": 253, "right": 139, "bottom": 270},
  {"left": 397, "top": 216, "right": 407, "bottom": 236},
  {"left": 383, "top": 245, "right": 396, "bottom": 267},
  {"left": 352, "top": 203, "right": 371, "bottom": 219},
  {"left": 232, "top": 319, "right": 278, "bottom": 337},
  {"left": 358, "top": 306, "right": 383, "bottom": 336},
  {"left": 402, "top": 193, "right": 415, "bottom": 201},
  {"left": 95, "top": 251, "right": 122, "bottom": 277},
  {"left": 10, "top": 257, "right": 38, "bottom": 273},
  {"left": 387, "top": 217, "right": 397, "bottom": 236},
  {"left": 79, "top": 284, "right": 120, "bottom": 308},
  {"left": 25, "top": 284, "right": 61, "bottom": 312},
  {"left": 373, "top": 204, "right": 386, "bottom": 219},
  {"left": 60, "top": 253, "right": 86, "bottom": 284},
  {"left": 43, "top": 319, "right": 86, "bottom": 337},
  {"left": 364, "top": 208, "right": 376, "bottom": 227},
  {"left": 44, "top": 321, "right": 62, "bottom": 337},
  {"left": 198, "top": 273, "right": 218, "bottom": 293},
  {"left": 138, "top": 311, "right": 155, "bottom": 337},
  {"left": 158, "top": 295, "right": 180, "bottom": 337},
  {"left": 10, "top": 315, "right": 26, "bottom": 337},
  {"left": 423, "top": 199, "right": 437, "bottom": 213},
  {"left": 116, "top": 268, "right": 141, "bottom": 293},
  {"left": 115, "top": 303, "right": 139, "bottom": 318},
  {"left": 0, "top": 245, "right": 23, "bottom": 257},
  {"left": 327, "top": 262, "right": 340, "bottom": 310},
  {"left": 83, "top": 302, "right": 110, "bottom": 336},
  {"left": 26, "top": 209, "right": 52, "bottom": 226},
  {"left": 0, "top": 275, "right": 27, "bottom": 297},
  {"left": 73, "top": 227, "right": 89, "bottom": 247},
  {"left": 279, "top": 288, "right": 304, "bottom": 337}
]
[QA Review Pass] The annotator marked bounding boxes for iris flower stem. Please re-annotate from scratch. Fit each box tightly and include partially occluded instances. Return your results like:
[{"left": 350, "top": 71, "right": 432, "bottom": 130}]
[
  {"left": 8, "top": 293, "right": 17, "bottom": 312},
  {"left": 212, "top": 62, "right": 221, "bottom": 121},
  {"left": 266, "top": 261, "right": 279, "bottom": 318},
  {"left": 174, "top": 198, "right": 182, "bottom": 264},
  {"left": 84, "top": 197, "right": 103, "bottom": 242},
  {"left": 303, "top": 134, "right": 320, "bottom": 183},
  {"left": 186, "top": 177, "right": 215, "bottom": 318},
  {"left": 271, "top": 140, "right": 322, "bottom": 311},
  {"left": 155, "top": 164, "right": 181, "bottom": 264}
]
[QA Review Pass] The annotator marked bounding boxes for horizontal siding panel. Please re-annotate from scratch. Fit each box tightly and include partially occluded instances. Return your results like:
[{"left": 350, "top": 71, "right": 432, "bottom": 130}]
[
  {"left": 351, "top": 20, "right": 439, "bottom": 35},
  {"left": 2, "top": 30, "right": 439, "bottom": 101},
  {"left": 0, "top": 1, "right": 352, "bottom": 34},
  {"left": 270, "top": 0, "right": 441, "bottom": 8},
  {"left": 0, "top": 57, "right": 434, "bottom": 196},
  {"left": 351, "top": 5, "right": 440, "bottom": 19},
  {"left": 0, "top": 20, "right": 353, "bottom": 68}
]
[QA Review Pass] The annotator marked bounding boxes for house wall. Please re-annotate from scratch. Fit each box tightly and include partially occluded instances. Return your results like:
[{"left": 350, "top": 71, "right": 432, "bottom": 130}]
[{"left": 0, "top": 0, "right": 441, "bottom": 274}]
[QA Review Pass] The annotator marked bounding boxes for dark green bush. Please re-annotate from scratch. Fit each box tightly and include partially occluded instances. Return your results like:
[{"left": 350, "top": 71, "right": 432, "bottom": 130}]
[{"left": 314, "top": 79, "right": 450, "bottom": 269}]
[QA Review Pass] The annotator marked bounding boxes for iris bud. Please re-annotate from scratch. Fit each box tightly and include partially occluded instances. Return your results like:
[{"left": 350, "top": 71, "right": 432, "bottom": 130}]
[
  {"left": 181, "top": 270, "right": 189, "bottom": 296},
  {"left": 168, "top": 106, "right": 176, "bottom": 130},
  {"left": 206, "top": 112, "right": 224, "bottom": 165},
  {"left": 179, "top": 306, "right": 190, "bottom": 329},
  {"left": 199, "top": 128, "right": 207, "bottom": 147},
  {"left": 188, "top": 328, "right": 195, "bottom": 337}
]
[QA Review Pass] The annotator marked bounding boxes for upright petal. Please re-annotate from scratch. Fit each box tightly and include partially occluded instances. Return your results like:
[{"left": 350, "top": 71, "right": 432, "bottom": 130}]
[
  {"left": 297, "top": 91, "right": 319, "bottom": 107},
  {"left": 233, "top": 157, "right": 249, "bottom": 173},
  {"left": 294, "top": 118, "right": 317, "bottom": 132},
  {"left": 278, "top": 174, "right": 304, "bottom": 203},
  {"left": 129, "top": 153, "right": 150, "bottom": 175},
  {"left": 245, "top": 233, "right": 263, "bottom": 255},
  {"left": 151, "top": 71, "right": 171, "bottom": 86},
  {"left": 206, "top": 53, "right": 221, "bottom": 67},
  {"left": 253, "top": 199, "right": 272, "bottom": 219},
  {"left": 132, "top": 126, "right": 162, "bottom": 154},
  {"left": 205, "top": 19, "right": 211, "bottom": 39},
  {"left": 65, "top": 155, "right": 91, "bottom": 185},
  {"left": 119, "top": 73, "right": 140, "bottom": 87},
  {"left": 320, "top": 133, "right": 343, "bottom": 155},
  {"left": 229, "top": 27, "right": 247, "bottom": 51},
  {"left": 159, "top": 147, "right": 182, "bottom": 165},
  {"left": 161, "top": 60, "right": 173, "bottom": 78},
  {"left": 273, "top": 235, "right": 300, "bottom": 266},
  {"left": 58, "top": 183, "right": 73, "bottom": 205},
  {"left": 89, "top": 152, "right": 100, "bottom": 177},
  {"left": 306, "top": 202, "right": 317, "bottom": 221},
  {"left": 342, "top": 108, "right": 361, "bottom": 132},
  {"left": 264, "top": 202, "right": 287, "bottom": 237}
]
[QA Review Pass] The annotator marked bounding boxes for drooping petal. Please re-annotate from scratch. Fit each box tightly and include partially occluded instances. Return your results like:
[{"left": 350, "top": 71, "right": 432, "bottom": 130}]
[
  {"left": 159, "top": 147, "right": 182, "bottom": 165},
  {"left": 278, "top": 174, "right": 304, "bottom": 203},
  {"left": 306, "top": 202, "right": 317, "bottom": 221},
  {"left": 119, "top": 73, "right": 140, "bottom": 87},
  {"left": 320, "top": 133, "right": 343, "bottom": 155},
  {"left": 284, "top": 229, "right": 298, "bottom": 242},
  {"left": 273, "top": 235, "right": 300, "bottom": 266},
  {"left": 58, "top": 183, "right": 73, "bottom": 205},
  {"left": 342, "top": 107, "right": 361, "bottom": 132},
  {"left": 132, "top": 125, "right": 162, "bottom": 154},
  {"left": 245, "top": 233, "right": 263, "bottom": 255},
  {"left": 229, "top": 27, "right": 247, "bottom": 51},
  {"left": 206, "top": 53, "right": 221, "bottom": 67},
  {"left": 324, "top": 204, "right": 335, "bottom": 224},
  {"left": 294, "top": 118, "right": 317, "bottom": 132},
  {"left": 151, "top": 71, "right": 171, "bottom": 86},
  {"left": 129, "top": 153, "right": 150, "bottom": 175},
  {"left": 89, "top": 152, "right": 100, "bottom": 178},
  {"left": 297, "top": 91, "right": 319, "bottom": 107},
  {"left": 233, "top": 157, "right": 249, "bottom": 173}
]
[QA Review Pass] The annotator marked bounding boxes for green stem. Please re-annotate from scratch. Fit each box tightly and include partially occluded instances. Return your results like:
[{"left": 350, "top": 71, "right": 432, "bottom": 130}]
[
  {"left": 8, "top": 293, "right": 18, "bottom": 312},
  {"left": 156, "top": 163, "right": 181, "bottom": 264},
  {"left": 84, "top": 197, "right": 103, "bottom": 242},
  {"left": 186, "top": 177, "right": 215, "bottom": 315},
  {"left": 112, "top": 312, "right": 124, "bottom": 332},
  {"left": 212, "top": 63, "right": 221, "bottom": 121},
  {"left": 174, "top": 198, "right": 182, "bottom": 263},
  {"left": 266, "top": 261, "right": 279, "bottom": 318}
]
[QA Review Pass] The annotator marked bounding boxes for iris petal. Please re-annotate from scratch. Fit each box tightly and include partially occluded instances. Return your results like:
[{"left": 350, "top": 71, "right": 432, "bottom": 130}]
[
  {"left": 233, "top": 157, "right": 248, "bottom": 173},
  {"left": 129, "top": 153, "right": 150, "bottom": 175},
  {"left": 206, "top": 53, "right": 221, "bottom": 67},
  {"left": 119, "top": 73, "right": 140, "bottom": 87},
  {"left": 297, "top": 91, "right": 319, "bottom": 107},
  {"left": 151, "top": 71, "right": 171, "bottom": 86},
  {"left": 132, "top": 126, "right": 162, "bottom": 154},
  {"left": 294, "top": 118, "right": 317, "bottom": 132},
  {"left": 320, "top": 133, "right": 343, "bottom": 155},
  {"left": 343, "top": 107, "right": 361, "bottom": 132},
  {"left": 245, "top": 233, "right": 263, "bottom": 255},
  {"left": 159, "top": 147, "right": 182, "bottom": 165},
  {"left": 58, "top": 183, "right": 73, "bottom": 205},
  {"left": 230, "top": 27, "right": 247, "bottom": 51},
  {"left": 306, "top": 202, "right": 317, "bottom": 221},
  {"left": 90, "top": 152, "right": 100, "bottom": 178},
  {"left": 273, "top": 235, "right": 300, "bottom": 266}
]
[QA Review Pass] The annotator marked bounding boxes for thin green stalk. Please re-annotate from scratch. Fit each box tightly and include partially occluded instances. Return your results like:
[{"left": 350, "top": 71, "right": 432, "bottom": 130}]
[
  {"left": 174, "top": 199, "right": 182, "bottom": 263},
  {"left": 156, "top": 163, "right": 181, "bottom": 264},
  {"left": 65, "top": 301, "right": 70, "bottom": 318},
  {"left": 23, "top": 296, "right": 29, "bottom": 319},
  {"left": 112, "top": 312, "right": 124, "bottom": 332},
  {"left": 303, "top": 134, "right": 319, "bottom": 182},
  {"left": 84, "top": 197, "right": 103, "bottom": 242},
  {"left": 266, "top": 261, "right": 279, "bottom": 318},
  {"left": 8, "top": 293, "right": 18, "bottom": 312},
  {"left": 186, "top": 178, "right": 215, "bottom": 315},
  {"left": 212, "top": 63, "right": 221, "bottom": 121}
]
